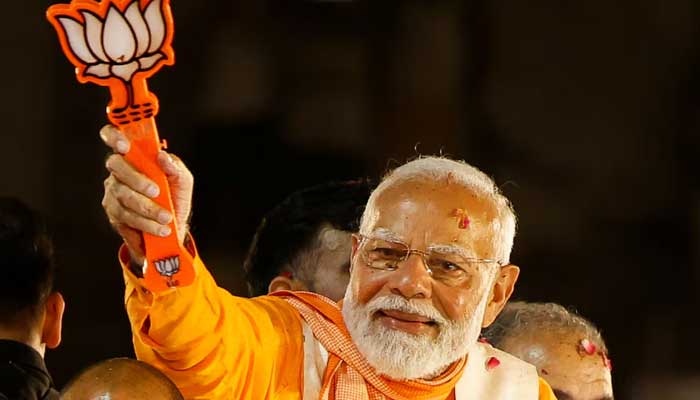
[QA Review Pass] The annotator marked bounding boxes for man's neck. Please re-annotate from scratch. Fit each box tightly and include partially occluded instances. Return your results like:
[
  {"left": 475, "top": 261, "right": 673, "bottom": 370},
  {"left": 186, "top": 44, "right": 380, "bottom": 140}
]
[{"left": 0, "top": 326, "right": 45, "bottom": 357}]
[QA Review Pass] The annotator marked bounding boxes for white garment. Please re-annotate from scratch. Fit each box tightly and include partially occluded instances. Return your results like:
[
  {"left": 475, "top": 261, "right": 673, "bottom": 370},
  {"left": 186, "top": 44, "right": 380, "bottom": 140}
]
[{"left": 301, "top": 323, "right": 539, "bottom": 399}]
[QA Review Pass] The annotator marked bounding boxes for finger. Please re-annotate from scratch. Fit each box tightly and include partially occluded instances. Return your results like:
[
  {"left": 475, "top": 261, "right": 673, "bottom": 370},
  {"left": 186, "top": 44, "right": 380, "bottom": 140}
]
[
  {"left": 106, "top": 154, "right": 160, "bottom": 198},
  {"left": 104, "top": 200, "right": 172, "bottom": 238},
  {"left": 113, "top": 181, "right": 173, "bottom": 225},
  {"left": 99, "top": 124, "right": 130, "bottom": 154}
]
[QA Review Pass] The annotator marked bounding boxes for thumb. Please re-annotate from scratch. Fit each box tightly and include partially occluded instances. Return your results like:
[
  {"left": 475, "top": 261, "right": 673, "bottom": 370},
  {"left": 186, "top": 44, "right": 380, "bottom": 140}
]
[{"left": 157, "top": 151, "right": 193, "bottom": 242}]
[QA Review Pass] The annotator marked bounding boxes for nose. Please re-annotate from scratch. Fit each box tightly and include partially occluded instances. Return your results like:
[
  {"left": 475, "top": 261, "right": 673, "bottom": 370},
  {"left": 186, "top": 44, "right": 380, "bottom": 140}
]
[{"left": 388, "top": 253, "right": 432, "bottom": 300}]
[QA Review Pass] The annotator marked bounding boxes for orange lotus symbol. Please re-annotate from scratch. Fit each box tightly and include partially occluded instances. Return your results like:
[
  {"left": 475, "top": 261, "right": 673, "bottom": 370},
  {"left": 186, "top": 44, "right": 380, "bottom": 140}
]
[{"left": 47, "top": 0, "right": 174, "bottom": 120}]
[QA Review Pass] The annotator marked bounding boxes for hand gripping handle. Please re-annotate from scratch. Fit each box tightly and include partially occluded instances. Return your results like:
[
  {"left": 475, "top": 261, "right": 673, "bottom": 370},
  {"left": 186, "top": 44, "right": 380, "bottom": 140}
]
[{"left": 121, "top": 118, "right": 194, "bottom": 291}]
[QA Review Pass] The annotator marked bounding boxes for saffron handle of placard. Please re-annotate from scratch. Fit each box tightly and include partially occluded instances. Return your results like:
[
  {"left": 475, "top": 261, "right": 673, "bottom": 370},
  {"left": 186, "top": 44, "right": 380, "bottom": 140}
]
[{"left": 120, "top": 117, "right": 195, "bottom": 292}]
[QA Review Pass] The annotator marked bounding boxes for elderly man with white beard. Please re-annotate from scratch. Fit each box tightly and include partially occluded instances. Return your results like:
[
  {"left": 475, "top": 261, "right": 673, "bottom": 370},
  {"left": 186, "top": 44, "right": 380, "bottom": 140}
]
[{"left": 99, "top": 125, "right": 556, "bottom": 399}]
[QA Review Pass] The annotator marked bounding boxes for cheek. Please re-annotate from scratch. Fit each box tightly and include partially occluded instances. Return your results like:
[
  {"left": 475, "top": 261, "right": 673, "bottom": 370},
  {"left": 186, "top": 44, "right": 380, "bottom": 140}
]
[
  {"left": 433, "top": 285, "right": 485, "bottom": 321},
  {"left": 354, "top": 264, "right": 392, "bottom": 305}
]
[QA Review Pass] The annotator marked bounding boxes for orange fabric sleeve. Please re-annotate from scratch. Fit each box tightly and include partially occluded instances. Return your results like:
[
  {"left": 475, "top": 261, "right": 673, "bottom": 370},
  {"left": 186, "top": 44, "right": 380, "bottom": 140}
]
[
  {"left": 538, "top": 377, "right": 557, "bottom": 400},
  {"left": 119, "top": 238, "right": 305, "bottom": 399}
]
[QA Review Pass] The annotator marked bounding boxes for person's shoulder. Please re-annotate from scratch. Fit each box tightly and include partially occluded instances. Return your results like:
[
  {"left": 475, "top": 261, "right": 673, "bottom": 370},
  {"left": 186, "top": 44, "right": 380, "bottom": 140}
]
[
  {"left": 454, "top": 342, "right": 541, "bottom": 399},
  {"left": 480, "top": 342, "right": 538, "bottom": 377},
  {"left": 480, "top": 344, "right": 558, "bottom": 399}
]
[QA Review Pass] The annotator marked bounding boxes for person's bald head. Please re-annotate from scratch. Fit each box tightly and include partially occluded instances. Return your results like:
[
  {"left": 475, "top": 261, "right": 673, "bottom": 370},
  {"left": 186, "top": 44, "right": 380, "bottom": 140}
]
[
  {"left": 61, "top": 358, "right": 183, "bottom": 400},
  {"left": 485, "top": 302, "right": 613, "bottom": 400}
]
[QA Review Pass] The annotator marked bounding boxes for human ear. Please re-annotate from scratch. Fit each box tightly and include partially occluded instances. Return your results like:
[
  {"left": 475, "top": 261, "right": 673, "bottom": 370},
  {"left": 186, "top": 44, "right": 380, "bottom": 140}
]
[
  {"left": 349, "top": 234, "right": 361, "bottom": 272},
  {"left": 481, "top": 265, "right": 519, "bottom": 328},
  {"left": 42, "top": 292, "right": 65, "bottom": 349},
  {"left": 268, "top": 275, "right": 309, "bottom": 294}
]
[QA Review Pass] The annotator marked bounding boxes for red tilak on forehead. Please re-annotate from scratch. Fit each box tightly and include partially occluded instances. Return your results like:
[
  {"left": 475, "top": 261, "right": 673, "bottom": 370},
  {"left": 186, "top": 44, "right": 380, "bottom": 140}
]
[{"left": 452, "top": 208, "right": 471, "bottom": 229}]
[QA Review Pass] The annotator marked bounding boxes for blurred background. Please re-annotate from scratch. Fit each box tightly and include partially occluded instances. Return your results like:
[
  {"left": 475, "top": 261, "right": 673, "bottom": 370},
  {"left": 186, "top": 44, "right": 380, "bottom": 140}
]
[{"left": 2, "top": 1, "right": 699, "bottom": 398}]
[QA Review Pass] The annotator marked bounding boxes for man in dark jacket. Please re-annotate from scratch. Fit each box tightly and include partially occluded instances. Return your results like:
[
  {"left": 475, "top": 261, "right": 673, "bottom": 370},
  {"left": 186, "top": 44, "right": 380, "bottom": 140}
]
[{"left": 0, "top": 197, "right": 63, "bottom": 399}]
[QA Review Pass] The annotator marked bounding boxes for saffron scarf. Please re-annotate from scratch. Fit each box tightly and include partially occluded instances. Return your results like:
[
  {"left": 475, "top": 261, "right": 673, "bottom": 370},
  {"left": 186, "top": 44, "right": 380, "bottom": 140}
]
[{"left": 272, "top": 291, "right": 465, "bottom": 400}]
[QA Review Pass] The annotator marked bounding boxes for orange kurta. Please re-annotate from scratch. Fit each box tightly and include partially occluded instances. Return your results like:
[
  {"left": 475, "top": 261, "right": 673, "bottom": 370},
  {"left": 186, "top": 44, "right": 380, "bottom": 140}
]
[{"left": 120, "top": 239, "right": 556, "bottom": 399}]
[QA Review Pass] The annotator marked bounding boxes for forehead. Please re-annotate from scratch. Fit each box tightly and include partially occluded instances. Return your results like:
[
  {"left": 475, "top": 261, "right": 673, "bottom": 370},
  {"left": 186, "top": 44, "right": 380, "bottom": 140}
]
[{"left": 367, "top": 180, "right": 500, "bottom": 252}]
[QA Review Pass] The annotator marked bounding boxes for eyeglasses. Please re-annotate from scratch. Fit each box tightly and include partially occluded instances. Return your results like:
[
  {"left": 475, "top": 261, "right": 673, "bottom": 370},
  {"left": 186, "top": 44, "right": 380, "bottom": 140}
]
[{"left": 355, "top": 234, "right": 503, "bottom": 287}]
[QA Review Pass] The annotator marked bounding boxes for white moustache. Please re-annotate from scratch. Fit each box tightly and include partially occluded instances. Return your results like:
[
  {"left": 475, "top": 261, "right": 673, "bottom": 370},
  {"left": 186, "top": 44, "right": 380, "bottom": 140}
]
[{"left": 365, "top": 295, "right": 449, "bottom": 326}]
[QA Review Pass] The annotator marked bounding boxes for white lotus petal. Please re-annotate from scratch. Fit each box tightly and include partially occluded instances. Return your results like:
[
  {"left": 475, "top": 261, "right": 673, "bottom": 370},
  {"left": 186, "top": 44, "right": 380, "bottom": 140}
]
[
  {"left": 82, "top": 12, "right": 110, "bottom": 63},
  {"left": 144, "top": 0, "right": 165, "bottom": 53},
  {"left": 103, "top": 6, "right": 137, "bottom": 63},
  {"left": 110, "top": 61, "right": 139, "bottom": 81},
  {"left": 124, "top": 1, "right": 150, "bottom": 57},
  {"left": 165, "top": 259, "right": 173, "bottom": 273},
  {"left": 137, "top": 53, "right": 163, "bottom": 70},
  {"left": 56, "top": 17, "right": 97, "bottom": 64},
  {"left": 85, "top": 63, "right": 110, "bottom": 78}
]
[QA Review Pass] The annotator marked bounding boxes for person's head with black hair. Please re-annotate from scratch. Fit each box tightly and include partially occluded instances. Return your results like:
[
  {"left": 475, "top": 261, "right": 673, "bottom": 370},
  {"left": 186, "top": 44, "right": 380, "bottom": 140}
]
[
  {"left": 0, "top": 197, "right": 64, "bottom": 355},
  {"left": 0, "top": 197, "right": 64, "bottom": 400},
  {"left": 244, "top": 180, "right": 373, "bottom": 301}
]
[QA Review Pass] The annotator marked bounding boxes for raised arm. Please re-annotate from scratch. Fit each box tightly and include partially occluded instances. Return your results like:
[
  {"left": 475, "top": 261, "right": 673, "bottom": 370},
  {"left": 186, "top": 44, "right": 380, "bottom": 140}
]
[{"left": 100, "top": 125, "right": 304, "bottom": 399}]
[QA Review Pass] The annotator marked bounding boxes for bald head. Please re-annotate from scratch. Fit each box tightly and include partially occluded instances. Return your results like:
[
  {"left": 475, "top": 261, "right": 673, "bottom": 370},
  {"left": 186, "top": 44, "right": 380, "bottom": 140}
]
[
  {"left": 485, "top": 302, "right": 613, "bottom": 400},
  {"left": 61, "top": 358, "right": 183, "bottom": 400}
]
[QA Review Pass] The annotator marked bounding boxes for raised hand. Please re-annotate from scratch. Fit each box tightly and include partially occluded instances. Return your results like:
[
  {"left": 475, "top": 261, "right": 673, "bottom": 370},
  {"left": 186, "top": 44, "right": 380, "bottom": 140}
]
[{"left": 100, "top": 125, "right": 193, "bottom": 265}]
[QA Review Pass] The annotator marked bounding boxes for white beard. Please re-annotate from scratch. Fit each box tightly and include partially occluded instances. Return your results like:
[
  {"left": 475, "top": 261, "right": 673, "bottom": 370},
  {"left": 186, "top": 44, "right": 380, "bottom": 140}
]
[{"left": 342, "top": 287, "right": 489, "bottom": 381}]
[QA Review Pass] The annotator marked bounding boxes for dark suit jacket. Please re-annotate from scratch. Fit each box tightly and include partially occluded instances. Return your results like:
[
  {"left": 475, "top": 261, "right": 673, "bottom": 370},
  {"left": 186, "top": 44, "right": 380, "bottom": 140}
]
[{"left": 0, "top": 340, "right": 59, "bottom": 400}]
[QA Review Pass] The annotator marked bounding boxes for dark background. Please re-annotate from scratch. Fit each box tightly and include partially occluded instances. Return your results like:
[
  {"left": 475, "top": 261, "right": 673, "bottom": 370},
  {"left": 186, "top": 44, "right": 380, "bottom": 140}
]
[{"left": 2, "top": 1, "right": 699, "bottom": 398}]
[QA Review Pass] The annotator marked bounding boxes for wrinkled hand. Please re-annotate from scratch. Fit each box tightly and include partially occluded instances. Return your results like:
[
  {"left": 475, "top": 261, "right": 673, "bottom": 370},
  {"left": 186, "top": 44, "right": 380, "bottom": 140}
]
[{"left": 100, "top": 125, "right": 193, "bottom": 264}]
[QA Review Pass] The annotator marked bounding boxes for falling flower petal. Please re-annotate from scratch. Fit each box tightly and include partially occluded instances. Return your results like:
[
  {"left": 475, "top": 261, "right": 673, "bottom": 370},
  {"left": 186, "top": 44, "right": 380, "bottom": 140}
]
[
  {"left": 138, "top": 53, "right": 164, "bottom": 70},
  {"left": 85, "top": 63, "right": 111, "bottom": 78},
  {"left": 580, "top": 339, "right": 597, "bottom": 355},
  {"left": 125, "top": 1, "right": 150, "bottom": 57},
  {"left": 478, "top": 337, "right": 490, "bottom": 345},
  {"left": 82, "top": 11, "right": 110, "bottom": 63},
  {"left": 486, "top": 357, "right": 500, "bottom": 370},
  {"left": 103, "top": 6, "right": 137, "bottom": 63},
  {"left": 459, "top": 216, "right": 470, "bottom": 229},
  {"left": 144, "top": 0, "right": 166, "bottom": 54},
  {"left": 57, "top": 17, "right": 97, "bottom": 64},
  {"left": 110, "top": 61, "right": 140, "bottom": 81}
]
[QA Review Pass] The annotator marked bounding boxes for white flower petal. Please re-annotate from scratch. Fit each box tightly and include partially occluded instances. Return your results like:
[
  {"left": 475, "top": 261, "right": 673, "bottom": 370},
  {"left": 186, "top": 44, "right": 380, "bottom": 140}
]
[
  {"left": 85, "top": 63, "right": 111, "bottom": 78},
  {"left": 56, "top": 17, "right": 97, "bottom": 64},
  {"left": 144, "top": 0, "right": 166, "bottom": 53},
  {"left": 103, "top": 6, "right": 137, "bottom": 63},
  {"left": 110, "top": 61, "right": 139, "bottom": 81},
  {"left": 82, "top": 11, "right": 110, "bottom": 63},
  {"left": 124, "top": 1, "right": 150, "bottom": 57},
  {"left": 137, "top": 53, "right": 164, "bottom": 70}
]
